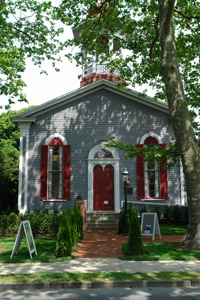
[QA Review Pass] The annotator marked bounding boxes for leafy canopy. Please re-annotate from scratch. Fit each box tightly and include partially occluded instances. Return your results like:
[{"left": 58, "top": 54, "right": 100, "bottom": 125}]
[
  {"left": 54, "top": 0, "right": 200, "bottom": 135},
  {"left": 0, "top": 0, "right": 66, "bottom": 109}
]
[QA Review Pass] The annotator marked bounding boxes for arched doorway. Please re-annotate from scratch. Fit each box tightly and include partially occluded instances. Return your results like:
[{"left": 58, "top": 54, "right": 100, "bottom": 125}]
[{"left": 88, "top": 143, "right": 120, "bottom": 212}]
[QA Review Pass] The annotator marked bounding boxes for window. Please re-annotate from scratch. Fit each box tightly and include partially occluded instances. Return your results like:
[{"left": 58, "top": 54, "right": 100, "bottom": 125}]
[
  {"left": 136, "top": 136, "right": 168, "bottom": 200},
  {"left": 40, "top": 138, "right": 70, "bottom": 200},
  {"left": 144, "top": 137, "right": 159, "bottom": 198}
]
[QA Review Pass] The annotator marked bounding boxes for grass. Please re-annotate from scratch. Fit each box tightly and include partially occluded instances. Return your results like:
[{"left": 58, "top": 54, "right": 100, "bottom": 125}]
[
  {"left": 0, "top": 237, "right": 73, "bottom": 263},
  {"left": 0, "top": 271, "right": 199, "bottom": 283},
  {"left": 160, "top": 225, "right": 187, "bottom": 235},
  {"left": 121, "top": 242, "right": 200, "bottom": 261}
]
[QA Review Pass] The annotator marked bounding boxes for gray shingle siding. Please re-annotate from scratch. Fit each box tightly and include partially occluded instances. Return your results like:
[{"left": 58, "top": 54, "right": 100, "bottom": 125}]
[{"left": 27, "top": 88, "right": 181, "bottom": 211}]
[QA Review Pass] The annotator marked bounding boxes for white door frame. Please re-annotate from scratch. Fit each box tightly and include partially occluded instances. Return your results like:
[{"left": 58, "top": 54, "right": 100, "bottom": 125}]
[{"left": 87, "top": 144, "right": 120, "bottom": 212}]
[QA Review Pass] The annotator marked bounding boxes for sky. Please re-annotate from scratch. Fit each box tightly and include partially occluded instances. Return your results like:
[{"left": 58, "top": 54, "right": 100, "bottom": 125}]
[{"left": 0, "top": 25, "right": 82, "bottom": 113}]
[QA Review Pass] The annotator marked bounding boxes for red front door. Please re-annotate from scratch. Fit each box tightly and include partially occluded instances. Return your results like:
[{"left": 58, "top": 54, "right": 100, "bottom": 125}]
[{"left": 93, "top": 164, "right": 114, "bottom": 211}]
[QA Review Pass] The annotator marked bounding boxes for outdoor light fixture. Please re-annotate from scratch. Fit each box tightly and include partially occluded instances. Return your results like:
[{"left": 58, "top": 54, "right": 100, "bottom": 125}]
[{"left": 121, "top": 168, "right": 129, "bottom": 236}]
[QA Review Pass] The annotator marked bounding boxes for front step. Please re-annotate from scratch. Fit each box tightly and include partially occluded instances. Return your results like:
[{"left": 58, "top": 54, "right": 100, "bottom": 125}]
[{"left": 87, "top": 212, "right": 120, "bottom": 230}]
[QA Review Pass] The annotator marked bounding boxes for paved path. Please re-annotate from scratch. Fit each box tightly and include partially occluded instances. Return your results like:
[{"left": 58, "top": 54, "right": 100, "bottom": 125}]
[
  {"left": 1, "top": 259, "right": 200, "bottom": 275},
  {"left": 73, "top": 230, "right": 185, "bottom": 258}
]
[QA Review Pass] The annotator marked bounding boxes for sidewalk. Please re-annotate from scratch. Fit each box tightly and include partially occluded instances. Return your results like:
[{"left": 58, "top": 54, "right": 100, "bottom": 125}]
[{"left": 1, "top": 259, "right": 200, "bottom": 275}]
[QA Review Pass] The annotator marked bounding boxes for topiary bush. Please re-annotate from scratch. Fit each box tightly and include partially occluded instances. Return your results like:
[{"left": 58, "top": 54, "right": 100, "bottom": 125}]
[
  {"left": 55, "top": 206, "right": 83, "bottom": 257},
  {"left": 127, "top": 204, "right": 145, "bottom": 256}
]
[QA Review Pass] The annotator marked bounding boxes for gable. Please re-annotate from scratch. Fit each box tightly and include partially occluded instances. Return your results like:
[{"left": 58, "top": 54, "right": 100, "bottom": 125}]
[{"left": 12, "top": 80, "right": 168, "bottom": 123}]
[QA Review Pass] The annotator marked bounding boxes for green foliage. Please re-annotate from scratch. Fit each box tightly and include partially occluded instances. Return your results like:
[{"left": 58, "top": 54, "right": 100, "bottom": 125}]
[
  {"left": 0, "top": 108, "right": 34, "bottom": 211},
  {"left": 171, "top": 205, "right": 181, "bottom": 225},
  {"left": 164, "top": 206, "right": 172, "bottom": 224},
  {"left": 55, "top": 206, "right": 83, "bottom": 257},
  {"left": 0, "top": 0, "right": 67, "bottom": 108},
  {"left": 0, "top": 209, "right": 60, "bottom": 237},
  {"left": 154, "top": 206, "right": 162, "bottom": 222},
  {"left": 0, "top": 215, "right": 7, "bottom": 236},
  {"left": 6, "top": 212, "right": 19, "bottom": 236},
  {"left": 140, "top": 205, "right": 149, "bottom": 217},
  {"left": 126, "top": 205, "right": 145, "bottom": 256}
]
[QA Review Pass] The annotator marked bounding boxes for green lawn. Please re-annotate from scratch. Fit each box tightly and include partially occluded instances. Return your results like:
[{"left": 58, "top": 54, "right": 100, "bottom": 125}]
[
  {"left": 0, "top": 271, "right": 200, "bottom": 283},
  {"left": 0, "top": 225, "right": 190, "bottom": 263},
  {"left": 0, "top": 237, "right": 73, "bottom": 263},
  {"left": 121, "top": 242, "right": 200, "bottom": 261},
  {"left": 160, "top": 225, "right": 187, "bottom": 235}
]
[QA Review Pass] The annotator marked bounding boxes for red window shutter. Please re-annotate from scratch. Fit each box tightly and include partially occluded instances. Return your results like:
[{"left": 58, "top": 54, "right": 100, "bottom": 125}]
[
  {"left": 136, "top": 144, "right": 145, "bottom": 199},
  {"left": 40, "top": 145, "right": 48, "bottom": 200},
  {"left": 159, "top": 144, "right": 168, "bottom": 199},
  {"left": 63, "top": 145, "right": 71, "bottom": 200}
]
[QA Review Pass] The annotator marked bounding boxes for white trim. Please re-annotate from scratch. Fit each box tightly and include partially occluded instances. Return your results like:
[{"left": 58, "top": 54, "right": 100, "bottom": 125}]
[
  {"left": 140, "top": 132, "right": 162, "bottom": 144},
  {"left": 18, "top": 136, "right": 23, "bottom": 213},
  {"left": 45, "top": 133, "right": 67, "bottom": 145},
  {"left": 180, "top": 158, "right": 186, "bottom": 206},
  {"left": 88, "top": 144, "right": 120, "bottom": 213},
  {"left": 18, "top": 123, "right": 31, "bottom": 214}
]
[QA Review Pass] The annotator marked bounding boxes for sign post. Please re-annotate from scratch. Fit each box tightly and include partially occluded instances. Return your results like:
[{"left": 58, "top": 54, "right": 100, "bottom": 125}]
[
  {"left": 141, "top": 212, "right": 161, "bottom": 241},
  {"left": 10, "top": 220, "right": 37, "bottom": 259}
]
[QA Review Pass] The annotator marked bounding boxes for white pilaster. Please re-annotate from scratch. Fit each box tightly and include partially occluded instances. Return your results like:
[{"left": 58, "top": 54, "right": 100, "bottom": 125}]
[{"left": 18, "top": 123, "right": 31, "bottom": 214}]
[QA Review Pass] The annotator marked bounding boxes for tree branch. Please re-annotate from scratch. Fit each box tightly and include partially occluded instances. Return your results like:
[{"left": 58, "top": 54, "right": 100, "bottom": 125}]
[
  {"left": 13, "top": 26, "right": 34, "bottom": 42},
  {"left": 149, "top": 14, "right": 159, "bottom": 59},
  {"left": 173, "top": 8, "right": 200, "bottom": 20}
]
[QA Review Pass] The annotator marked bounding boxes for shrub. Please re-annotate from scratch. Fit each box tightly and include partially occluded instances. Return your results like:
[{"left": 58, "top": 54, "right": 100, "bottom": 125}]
[
  {"left": 140, "top": 205, "right": 149, "bottom": 218},
  {"left": 7, "top": 213, "right": 19, "bottom": 236},
  {"left": 171, "top": 205, "right": 181, "bottom": 225},
  {"left": 182, "top": 206, "right": 188, "bottom": 225},
  {"left": 127, "top": 205, "right": 145, "bottom": 256},
  {"left": 5, "top": 205, "right": 11, "bottom": 215},
  {"left": 55, "top": 206, "right": 83, "bottom": 257},
  {"left": 0, "top": 215, "right": 7, "bottom": 236},
  {"left": 164, "top": 205, "right": 171, "bottom": 224},
  {"left": 154, "top": 205, "right": 161, "bottom": 222}
]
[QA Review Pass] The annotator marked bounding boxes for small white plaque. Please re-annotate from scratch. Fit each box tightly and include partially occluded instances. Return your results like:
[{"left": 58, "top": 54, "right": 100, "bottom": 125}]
[{"left": 104, "top": 201, "right": 108, "bottom": 204}]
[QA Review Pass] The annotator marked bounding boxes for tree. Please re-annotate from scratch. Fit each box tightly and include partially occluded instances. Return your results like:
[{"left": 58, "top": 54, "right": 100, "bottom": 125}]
[
  {"left": 54, "top": 0, "right": 200, "bottom": 248},
  {"left": 0, "top": 0, "right": 65, "bottom": 109},
  {"left": 0, "top": 107, "right": 34, "bottom": 211}
]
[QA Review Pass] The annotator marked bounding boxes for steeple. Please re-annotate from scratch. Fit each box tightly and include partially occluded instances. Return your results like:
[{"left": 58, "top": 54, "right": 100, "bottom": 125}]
[{"left": 72, "top": 2, "right": 124, "bottom": 88}]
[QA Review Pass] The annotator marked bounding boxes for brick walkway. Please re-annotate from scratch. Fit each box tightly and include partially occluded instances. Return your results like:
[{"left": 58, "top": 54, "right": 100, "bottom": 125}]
[{"left": 73, "top": 230, "right": 184, "bottom": 258}]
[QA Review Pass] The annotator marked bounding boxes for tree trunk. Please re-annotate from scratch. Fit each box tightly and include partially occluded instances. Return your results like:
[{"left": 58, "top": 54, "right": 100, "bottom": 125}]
[{"left": 158, "top": 0, "right": 200, "bottom": 248}]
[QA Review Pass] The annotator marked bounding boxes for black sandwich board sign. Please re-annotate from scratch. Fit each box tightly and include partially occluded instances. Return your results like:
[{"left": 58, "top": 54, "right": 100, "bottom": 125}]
[
  {"left": 141, "top": 212, "right": 161, "bottom": 241},
  {"left": 10, "top": 220, "right": 37, "bottom": 259}
]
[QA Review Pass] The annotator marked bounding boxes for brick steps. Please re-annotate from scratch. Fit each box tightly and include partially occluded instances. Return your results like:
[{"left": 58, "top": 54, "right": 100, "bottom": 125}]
[{"left": 87, "top": 212, "right": 120, "bottom": 230}]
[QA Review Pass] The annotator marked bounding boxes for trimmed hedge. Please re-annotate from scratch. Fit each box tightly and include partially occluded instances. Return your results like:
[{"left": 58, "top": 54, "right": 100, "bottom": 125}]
[
  {"left": 0, "top": 209, "right": 60, "bottom": 237},
  {"left": 55, "top": 206, "right": 83, "bottom": 257}
]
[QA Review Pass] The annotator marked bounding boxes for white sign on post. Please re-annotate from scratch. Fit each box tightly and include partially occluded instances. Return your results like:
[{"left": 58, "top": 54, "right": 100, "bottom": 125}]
[
  {"left": 10, "top": 220, "right": 37, "bottom": 259},
  {"left": 141, "top": 212, "right": 161, "bottom": 241}
]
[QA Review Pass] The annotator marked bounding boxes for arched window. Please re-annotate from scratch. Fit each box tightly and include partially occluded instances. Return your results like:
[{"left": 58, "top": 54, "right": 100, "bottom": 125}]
[
  {"left": 40, "top": 137, "right": 70, "bottom": 200},
  {"left": 136, "top": 133, "right": 168, "bottom": 200}
]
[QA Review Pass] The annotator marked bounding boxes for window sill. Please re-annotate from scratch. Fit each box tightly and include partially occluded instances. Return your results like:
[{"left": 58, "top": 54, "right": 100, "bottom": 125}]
[
  {"left": 42, "top": 199, "right": 68, "bottom": 202},
  {"left": 140, "top": 199, "right": 166, "bottom": 201}
]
